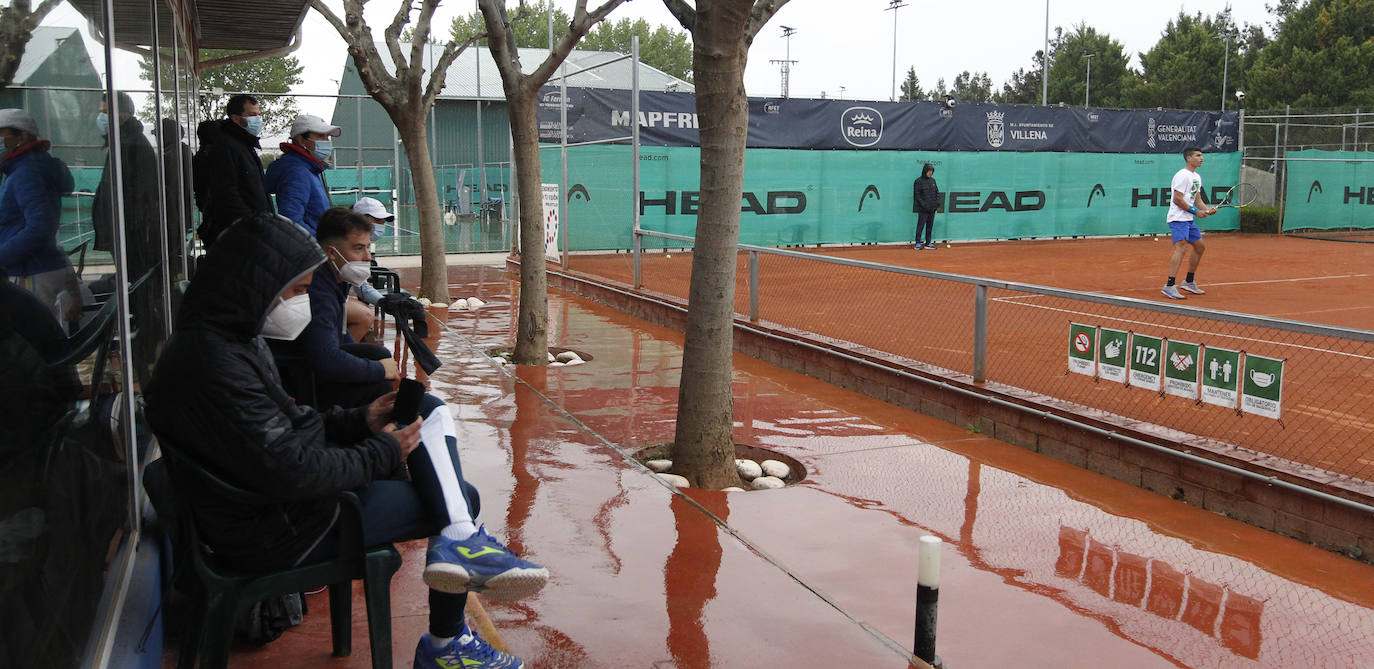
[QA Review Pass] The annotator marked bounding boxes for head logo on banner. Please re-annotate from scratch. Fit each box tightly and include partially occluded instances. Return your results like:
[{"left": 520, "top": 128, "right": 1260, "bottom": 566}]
[
  {"left": 542, "top": 183, "right": 560, "bottom": 261},
  {"left": 1068, "top": 323, "right": 1096, "bottom": 376},
  {"left": 1241, "top": 354, "right": 1285, "bottom": 419},
  {"left": 1129, "top": 333, "right": 1164, "bottom": 391},
  {"left": 1097, "top": 327, "right": 1129, "bottom": 383},
  {"left": 1200, "top": 346, "right": 1241, "bottom": 409},
  {"left": 1164, "top": 340, "right": 1201, "bottom": 398}
]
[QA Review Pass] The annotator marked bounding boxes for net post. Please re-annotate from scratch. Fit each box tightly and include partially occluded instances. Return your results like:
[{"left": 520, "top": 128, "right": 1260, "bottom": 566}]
[{"left": 973, "top": 284, "right": 988, "bottom": 383}]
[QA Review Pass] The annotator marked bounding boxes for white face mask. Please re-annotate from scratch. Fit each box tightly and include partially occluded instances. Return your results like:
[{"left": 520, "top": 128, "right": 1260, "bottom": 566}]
[
  {"left": 260, "top": 294, "right": 312, "bottom": 340},
  {"left": 330, "top": 247, "right": 371, "bottom": 286}
]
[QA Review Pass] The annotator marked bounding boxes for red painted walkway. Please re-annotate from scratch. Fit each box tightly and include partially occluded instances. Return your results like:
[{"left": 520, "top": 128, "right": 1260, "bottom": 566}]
[{"left": 170, "top": 264, "right": 1374, "bottom": 668}]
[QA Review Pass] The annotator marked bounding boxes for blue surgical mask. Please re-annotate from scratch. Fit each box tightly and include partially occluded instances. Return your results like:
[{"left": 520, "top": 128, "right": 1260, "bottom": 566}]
[
  {"left": 96, "top": 112, "right": 109, "bottom": 136},
  {"left": 312, "top": 139, "right": 333, "bottom": 162},
  {"left": 243, "top": 115, "right": 263, "bottom": 137}
]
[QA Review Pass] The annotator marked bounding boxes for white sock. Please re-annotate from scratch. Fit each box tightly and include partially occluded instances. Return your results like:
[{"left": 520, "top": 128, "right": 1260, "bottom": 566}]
[
  {"left": 440, "top": 520, "right": 478, "bottom": 541},
  {"left": 429, "top": 634, "right": 453, "bottom": 649}
]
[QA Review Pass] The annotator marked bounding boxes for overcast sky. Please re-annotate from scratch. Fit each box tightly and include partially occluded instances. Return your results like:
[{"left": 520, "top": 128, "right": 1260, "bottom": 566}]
[{"left": 290, "top": 0, "right": 1273, "bottom": 114}]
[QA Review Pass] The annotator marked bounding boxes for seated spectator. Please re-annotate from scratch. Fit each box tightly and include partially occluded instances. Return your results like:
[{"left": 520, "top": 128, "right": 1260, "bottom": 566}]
[
  {"left": 145, "top": 212, "right": 548, "bottom": 668},
  {"left": 265, "top": 114, "right": 338, "bottom": 236},
  {"left": 342, "top": 197, "right": 396, "bottom": 341},
  {"left": 269, "top": 206, "right": 395, "bottom": 410},
  {"left": 0, "top": 108, "right": 79, "bottom": 330}
]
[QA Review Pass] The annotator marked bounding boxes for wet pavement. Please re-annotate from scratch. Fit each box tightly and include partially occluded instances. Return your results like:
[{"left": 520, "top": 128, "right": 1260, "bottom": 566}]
[{"left": 191, "top": 264, "right": 1374, "bottom": 668}]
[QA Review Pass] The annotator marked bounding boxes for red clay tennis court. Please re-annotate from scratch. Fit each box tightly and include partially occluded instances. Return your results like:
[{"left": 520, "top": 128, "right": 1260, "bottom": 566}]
[{"left": 561, "top": 233, "right": 1374, "bottom": 487}]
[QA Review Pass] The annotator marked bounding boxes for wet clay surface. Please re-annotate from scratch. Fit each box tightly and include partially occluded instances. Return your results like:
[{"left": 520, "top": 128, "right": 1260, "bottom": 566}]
[
  {"left": 192, "top": 263, "right": 1374, "bottom": 668},
  {"left": 565, "top": 235, "right": 1374, "bottom": 485}
]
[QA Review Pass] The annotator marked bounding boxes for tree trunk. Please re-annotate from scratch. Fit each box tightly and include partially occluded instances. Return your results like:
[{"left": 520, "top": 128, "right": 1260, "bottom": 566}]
[
  {"left": 506, "top": 92, "right": 549, "bottom": 365},
  {"left": 669, "top": 2, "right": 753, "bottom": 490},
  {"left": 394, "top": 113, "right": 450, "bottom": 302}
]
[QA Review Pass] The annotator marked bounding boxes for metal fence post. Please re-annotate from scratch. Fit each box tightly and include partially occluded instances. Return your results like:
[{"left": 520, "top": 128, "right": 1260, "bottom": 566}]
[
  {"left": 974, "top": 284, "right": 987, "bottom": 383},
  {"left": 633, "top": 229, "right": 642, "bottom": 289},
  {"left": 749, "top": 250, "right": 760, "bottom": 322}
]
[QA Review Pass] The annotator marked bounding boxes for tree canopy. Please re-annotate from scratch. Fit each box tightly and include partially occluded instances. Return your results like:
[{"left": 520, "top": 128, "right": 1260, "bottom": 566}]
[
  {"left": 1246, "top": 0, "right": 1374, "bottom": 109},
  {"left": 448, "top": 3, "right": 692, "bottom": 81},
  {"left": 147, "top": 51, "right": 304, "bottom": 136}
]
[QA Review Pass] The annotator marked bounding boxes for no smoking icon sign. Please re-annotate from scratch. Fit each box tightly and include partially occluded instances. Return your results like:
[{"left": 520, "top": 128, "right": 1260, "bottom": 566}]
[{"left": 1074, "top": 332, "right": 1091, "bottom": 354}]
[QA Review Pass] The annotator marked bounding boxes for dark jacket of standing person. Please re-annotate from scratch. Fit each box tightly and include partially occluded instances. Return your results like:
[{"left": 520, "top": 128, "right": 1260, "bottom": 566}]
[
  {"left": 913, "top": 163, "right": 941, "bottom": 214},
  {"left": 196, "top": 118, "right": 270, "bottom": 247},
  {"left": 0, "top": 139, "right": 74, "bottom": 278},
  {"left": 145, "top": 212, "right": 401, "bottom": 571},
  {"left": 92, "top": 114, "right": 159, "bottom": 257}
]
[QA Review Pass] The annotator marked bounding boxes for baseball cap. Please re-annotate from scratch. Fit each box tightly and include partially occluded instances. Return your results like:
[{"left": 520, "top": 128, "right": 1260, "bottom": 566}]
[
  {"left": 0, "top": 108, "right": 39, "bottom": 137},
  {"left": 353, "top": 197, "right": 395, "bottom": 222},
  {"left": 289, "top": 114, "right": 341, "bottom": 138}
]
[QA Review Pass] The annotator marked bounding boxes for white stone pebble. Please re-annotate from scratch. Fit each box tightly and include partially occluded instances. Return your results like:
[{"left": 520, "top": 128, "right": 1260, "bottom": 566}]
[
  {"left": 417, "top": 297, "right": 432, "bottom": 306},
  {"left": 563, "top": 359, "right": 585, "bottom": 366},
  {"left": 721, "top": 486, "right": 746, "bottom": 492},
  {"left": 555, "top": 351, "right": 580, "bottom": 363},
  {"left": 735, "top": 459, "right": 763, "bottom": 481},
  {"left": 656, "top": 473, "right": 690, "bottom": 488},
  {"left": 750, "top": 476, "right": 785, "bottom": 490},
  {"left": 549, "top": 361, "right": 564, "bottom": 367},
  {"left": 466, "top": 297, "right": 485, "bottom": 308},
  {"left": 547, "top": 352, "right": 556, "bottom": 362},
  {"left": 760, "top": 459, "right": 790, "bottom": 480},
  {"left": 453, "top": 298, "right": 469, "bottom": 310},
  {"left": 432, "top": 302, "right": 448, "bottom": 308},
  {"left": 645, "top": 459, "right": 673, "bottom": 473}
]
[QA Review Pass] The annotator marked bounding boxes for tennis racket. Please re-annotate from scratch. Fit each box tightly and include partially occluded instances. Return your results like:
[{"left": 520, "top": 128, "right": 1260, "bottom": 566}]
[{"left": 1214, "top": 182, "right": 1258, "bottom": 208}]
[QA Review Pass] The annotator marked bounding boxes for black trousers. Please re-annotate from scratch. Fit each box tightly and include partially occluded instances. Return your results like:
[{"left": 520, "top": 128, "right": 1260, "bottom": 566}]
[{"left": 915, "top": 211, "right": 935, "bottom": 245}]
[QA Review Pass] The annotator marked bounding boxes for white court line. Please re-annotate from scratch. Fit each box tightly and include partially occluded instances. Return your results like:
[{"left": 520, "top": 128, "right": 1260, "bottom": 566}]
[
  {"left": 1205, "top": 273, "right": 1370, "bottom": 287},
  {"left": 994, "top": 300, "right": 1374, "bottom": 361}
]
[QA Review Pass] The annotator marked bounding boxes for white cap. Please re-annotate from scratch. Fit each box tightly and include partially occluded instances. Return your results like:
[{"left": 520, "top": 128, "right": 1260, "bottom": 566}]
[
  {"left": 289, "top": 114, "right": 341, "bottom": 138},
  {"left": 352, "top": 197, "right": 394, "bottom": 221},
  {"left": 0, "top": 108, "right": 39, "bottom": 137}
]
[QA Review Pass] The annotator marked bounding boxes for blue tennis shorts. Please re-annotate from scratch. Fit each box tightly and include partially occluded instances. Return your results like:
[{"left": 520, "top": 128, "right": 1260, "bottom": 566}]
[{"left": 1168, "top": 220, "right": 1202, "bottom": 243}]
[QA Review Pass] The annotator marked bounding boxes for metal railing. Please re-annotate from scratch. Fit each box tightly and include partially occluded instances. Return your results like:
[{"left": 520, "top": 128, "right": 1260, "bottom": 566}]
[{"left": 630, "top": 229, "right": 1374, "bottom": 501}]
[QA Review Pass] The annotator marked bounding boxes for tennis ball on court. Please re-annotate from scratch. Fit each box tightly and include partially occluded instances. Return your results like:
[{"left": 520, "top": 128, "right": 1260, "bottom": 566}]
[
  {"left": 665, "top": 254, "right": 672, "bottom": 258},
  {"left": 945, "top": 243, "right": 951, "bottom": 248}
]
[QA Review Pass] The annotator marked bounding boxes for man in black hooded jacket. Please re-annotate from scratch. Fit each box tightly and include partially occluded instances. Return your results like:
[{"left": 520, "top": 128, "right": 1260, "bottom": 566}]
[
  {"left": 146, "top": 212, "right": 548, "bottom": 667},
  {"left": 194, "top": 95, "right": 272, "bottom": 248},
  {"left": 912, "top": 163, "right": 941, "bottom": 250}
]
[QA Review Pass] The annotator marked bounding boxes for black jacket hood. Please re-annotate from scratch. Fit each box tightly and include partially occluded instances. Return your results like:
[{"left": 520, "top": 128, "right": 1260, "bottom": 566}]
[
  {"left": 922, "top": 163, "right": 934, "bottom": 175},
  {"left": 177, "top": 212, "right": 324, "bottom": 338}
]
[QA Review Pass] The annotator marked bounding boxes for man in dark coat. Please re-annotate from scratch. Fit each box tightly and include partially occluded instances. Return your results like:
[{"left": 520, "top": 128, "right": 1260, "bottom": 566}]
[
  {"left": 145, "top": 212, "right": 547, "bottom": 667},
  {"left": 194, "top": 94, "right": 272, "bottom": 248},
  {"left": 912, "top": 162, "right": 941, "bottom": 250}
]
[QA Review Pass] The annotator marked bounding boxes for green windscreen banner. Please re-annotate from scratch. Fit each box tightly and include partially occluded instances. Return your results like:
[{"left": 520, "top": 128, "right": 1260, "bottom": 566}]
[
  {"left": 543, "top": 145, "right": 1241, "bottom": 251},
  {"left": 1283, "top": 150, "right": 1374, "bottom": 231}
]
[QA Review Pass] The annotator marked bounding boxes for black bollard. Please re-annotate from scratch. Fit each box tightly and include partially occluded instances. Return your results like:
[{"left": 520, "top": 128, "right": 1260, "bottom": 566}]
[{"left": 914, "top": 535, "right": 943, "bottom": 667}]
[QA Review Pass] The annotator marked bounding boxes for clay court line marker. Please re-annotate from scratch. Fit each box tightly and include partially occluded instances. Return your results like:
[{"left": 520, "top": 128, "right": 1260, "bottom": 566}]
[{"left": 1206, "top": 273, "right": 1369, "bottom": 287}]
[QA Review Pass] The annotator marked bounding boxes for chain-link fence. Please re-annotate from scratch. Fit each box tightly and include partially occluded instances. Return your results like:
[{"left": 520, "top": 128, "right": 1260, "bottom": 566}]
[
  {"left": 1242, "top": 108, "right": 1374, "bottom": 237},
  {"left": 613, "top": 231, "right": 1374, "bottom": 491}
]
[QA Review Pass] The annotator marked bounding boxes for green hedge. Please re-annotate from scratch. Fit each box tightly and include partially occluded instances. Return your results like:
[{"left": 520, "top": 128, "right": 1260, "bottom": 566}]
[{"left": 1239, "top": 205, "right": 1280, "bottom": 233}]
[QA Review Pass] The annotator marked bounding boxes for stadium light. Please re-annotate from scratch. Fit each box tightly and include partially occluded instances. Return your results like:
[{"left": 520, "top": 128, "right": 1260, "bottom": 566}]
[
  {"left": 1083, "top": 53, "right": 1096, "bottom": 107},
  {"left": 886, "top": 0, "right": 907, "bottom": 101}
]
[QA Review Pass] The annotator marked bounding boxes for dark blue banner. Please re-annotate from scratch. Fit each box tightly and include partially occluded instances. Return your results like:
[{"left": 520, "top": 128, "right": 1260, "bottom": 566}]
[{"left": 537, "top": 87, "right": 1239, "bottom": 154}]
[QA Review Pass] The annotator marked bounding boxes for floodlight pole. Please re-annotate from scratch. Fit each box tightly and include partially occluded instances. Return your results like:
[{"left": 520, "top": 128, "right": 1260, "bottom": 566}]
[
  {"left": 770, "top": 26, "right": 798, "bottom": 98},
  {"left": 1220, "top": 29, "right": 1231, "bottom": 111},
  {"left": 1041, "top": 0, "right": 1049, "bottom": 105},
  {"left": 1083, "top": 53, "right": 1095, "bottom": 107},
  {"left": 887, "top": 0, "right": 907, "bottom": 102}
]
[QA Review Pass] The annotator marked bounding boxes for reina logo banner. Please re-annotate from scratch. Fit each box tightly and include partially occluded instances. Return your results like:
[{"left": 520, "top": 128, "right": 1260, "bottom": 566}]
[{"left": 841, "top": 107, "right": 883, "bottom": 147}]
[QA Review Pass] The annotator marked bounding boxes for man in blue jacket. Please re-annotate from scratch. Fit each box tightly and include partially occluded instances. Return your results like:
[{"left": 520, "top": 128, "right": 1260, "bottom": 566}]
[
  {"left": 0, "top": 108, "right": 78, "bottom": 329},
  {"left": 265, "top": 114, "right": 338, "bottom": 235},
  {"left": 271, "top": 206, "right": 397, "bottom": 411}
]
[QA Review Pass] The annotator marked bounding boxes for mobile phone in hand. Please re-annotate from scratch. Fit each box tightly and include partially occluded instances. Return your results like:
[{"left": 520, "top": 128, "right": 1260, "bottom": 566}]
[{"left": 392, "top": 378, "right": 424, "bottom": 425}]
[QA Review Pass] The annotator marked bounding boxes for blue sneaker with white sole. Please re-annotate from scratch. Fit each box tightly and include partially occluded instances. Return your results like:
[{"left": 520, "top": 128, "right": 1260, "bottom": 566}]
[
  {"left": 423, "top": 527, "right": 549, "bottom": 601},
  {"left": 414, "top": 629, "right": 523, "bottom": 669}
]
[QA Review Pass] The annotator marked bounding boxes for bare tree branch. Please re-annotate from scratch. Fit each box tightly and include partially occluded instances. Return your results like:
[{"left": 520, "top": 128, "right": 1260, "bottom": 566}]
[
  {"left": 307, "top": 0, "right": 349, "bottom": 37},
  {"left": 528, "top": 0, "right": 629, "bottom": 87},
  {"left": 382, "top": 0, "right": 412, "bottom": 80},
  {"left": 424, "top": 33, "right": 483, "bottom": 108},
  {"left": 478, "top": 0, "right": 522, "bottom": 88},
  {"left": 660, "top": 0, "right": 696, "bottom": 31},
  {"left": 746, "top": 0, "right": 790, "bottom": 41}
]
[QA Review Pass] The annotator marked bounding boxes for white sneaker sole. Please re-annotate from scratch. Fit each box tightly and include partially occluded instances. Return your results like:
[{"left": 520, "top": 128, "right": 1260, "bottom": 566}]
[
  {"left": 424, "top": 563, "right": 550, "bottom": 600},
  {"left": 1161, "top": 288, "right": 1185, "bottom": 300},
  {"left": 1179, "top": 285, "right": 1206, "bottom": 294}
]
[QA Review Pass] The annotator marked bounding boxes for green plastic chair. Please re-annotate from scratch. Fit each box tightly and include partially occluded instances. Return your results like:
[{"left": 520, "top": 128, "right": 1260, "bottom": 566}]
[{"left": 146, "top": 447, "right": 402, "bottom": 669}]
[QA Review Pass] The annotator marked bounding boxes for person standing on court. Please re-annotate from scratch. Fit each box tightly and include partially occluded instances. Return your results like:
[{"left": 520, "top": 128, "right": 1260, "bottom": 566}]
[
  {"left": 1161, "top": 146, "right": 1216, "bottom": 300},
  {"left": 195, "top": 94, "right": 271, "bottom": 248},
  {"left": 265, "top": 114, "right": 339, "bottom": 236},
  {"left": 912, "top": 163, "right": 940, "bottom": 250}
]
